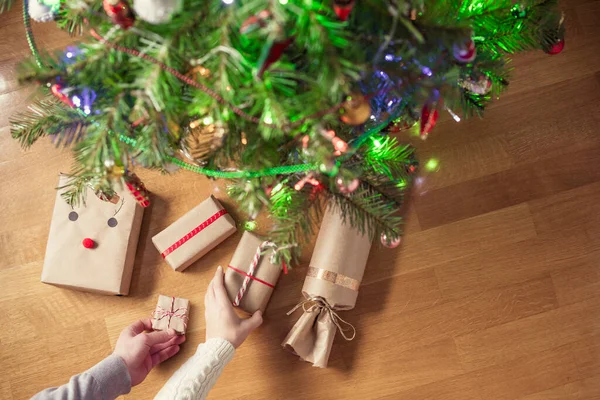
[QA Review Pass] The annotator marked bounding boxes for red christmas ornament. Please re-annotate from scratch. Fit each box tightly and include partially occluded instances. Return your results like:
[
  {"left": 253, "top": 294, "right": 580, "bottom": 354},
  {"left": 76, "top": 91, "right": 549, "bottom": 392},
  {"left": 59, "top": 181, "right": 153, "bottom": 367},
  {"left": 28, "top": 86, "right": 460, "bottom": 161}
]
[
  {"left": 453, "top": 39, "right": 476, "bottom": 63},
  {"left": 240, "top": 10, "right": 272, "bottom": 34},
  {"left": 50, "top": 84, "right": 74, "bottom": 107},
  {"left": 420, "top": 104, "right": 438, "bottom": 139},
  {"left": 381, "top": 232, "right": 401, "bottom": 248},
  {"left": 125, "top": 172, "right": 150, "bottom": 207},
  {"left": 103, "top": 0, "right": 135, "bottom": 29},
  {"left": 82, "top": 238, "right": 96, "bottom": 249},
  {"left": 545, "top": 38, "right": 565, "bottom": 55},
  {"left": 257, "top": 37, "right": 295, "bottom": 78},
  {"left": 333, "top": 0, "right": 355, "bottom": 21}
]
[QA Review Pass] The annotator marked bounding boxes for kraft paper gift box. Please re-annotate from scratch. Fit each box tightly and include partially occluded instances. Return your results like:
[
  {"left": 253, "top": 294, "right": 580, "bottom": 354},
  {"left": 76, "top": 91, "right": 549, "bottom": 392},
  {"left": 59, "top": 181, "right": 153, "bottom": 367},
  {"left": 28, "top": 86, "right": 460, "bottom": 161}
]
[
  {"left": 152, "top": 294, "right": 190, "bottom": 335},
  {"left": 224, "top": 231, "right": 282, "bottom": 314},
  {"left": 282, "top": 202, "right": 372, "bottom": 368},
  {"left": 152, "top": 195, "right": 236, "bottom": 272},
  {"left": 41, "top": 174, "right": 145, "bottom": 295}
]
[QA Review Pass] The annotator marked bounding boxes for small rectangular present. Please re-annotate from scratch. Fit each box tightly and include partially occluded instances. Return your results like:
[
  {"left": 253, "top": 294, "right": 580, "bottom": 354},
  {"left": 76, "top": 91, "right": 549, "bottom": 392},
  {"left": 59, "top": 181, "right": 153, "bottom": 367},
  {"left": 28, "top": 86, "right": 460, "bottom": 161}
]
[
  {"left": 41, "top": 174, "right": 145, "bottom": 295},
  {"left": 224, "top": 231, "right": 282, "bottom": 314},
  {"left": 151, "top": 294, "right": 190, "bottom": 335},
  {"left": 152, "top": 195, "right": 236, "bottom": 272},
  {"left": 282, "top": 202, "right": 372, "bottom": 367}
]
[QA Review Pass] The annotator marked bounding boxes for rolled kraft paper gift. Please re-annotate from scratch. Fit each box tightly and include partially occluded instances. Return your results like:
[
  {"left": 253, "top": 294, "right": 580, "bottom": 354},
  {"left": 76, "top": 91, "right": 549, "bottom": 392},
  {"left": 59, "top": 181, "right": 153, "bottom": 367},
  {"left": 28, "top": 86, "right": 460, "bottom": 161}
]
[
  {"left": 224, "top": 231, "right": 282, "bottom": 314},
  {"left": 282, "top": 202, "right": 372, "bottom": 368},
  {"left": 152, "top": 195, "right": 236, "bottom": 272}
]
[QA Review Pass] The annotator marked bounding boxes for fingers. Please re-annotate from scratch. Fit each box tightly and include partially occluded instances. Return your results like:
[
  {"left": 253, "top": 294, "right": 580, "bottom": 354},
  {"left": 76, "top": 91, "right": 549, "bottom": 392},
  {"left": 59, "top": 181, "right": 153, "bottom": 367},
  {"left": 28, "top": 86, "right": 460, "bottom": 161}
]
[
  {"left": 150, "top": 334, "right": 185, "bottom": 354},
  {"left": 241, "top": 310, "right": 263, "bottom": 333},
  {"left": 151, "top": 345, "right": 181, "bottom": 367},
  {"left": 212, "top": 266, "right": 230, "bottom": 303},
  {"left": 145, "top": 328, "right": 177, "bottom": 346},
  {"left": 128, "top": 318, "right": 153, "bottom": 336}
]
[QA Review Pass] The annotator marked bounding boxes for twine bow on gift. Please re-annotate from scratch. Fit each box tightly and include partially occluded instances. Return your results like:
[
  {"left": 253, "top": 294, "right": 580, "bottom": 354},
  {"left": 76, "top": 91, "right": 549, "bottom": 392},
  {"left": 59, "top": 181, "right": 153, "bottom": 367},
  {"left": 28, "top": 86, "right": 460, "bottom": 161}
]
[
  {"left": 153, "top": 297, "right": 189, "bottom": 330},
  {"left": 287, "top": 296, "right": 356, "bottom": 341},
  {"left": 232, "top": 241, "right": 296, "bottom": 306}
]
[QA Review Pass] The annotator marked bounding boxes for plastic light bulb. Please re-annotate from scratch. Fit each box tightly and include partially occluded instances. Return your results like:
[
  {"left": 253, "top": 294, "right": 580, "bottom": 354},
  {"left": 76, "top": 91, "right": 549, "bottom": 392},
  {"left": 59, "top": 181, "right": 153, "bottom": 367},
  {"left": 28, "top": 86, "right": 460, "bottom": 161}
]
[
  {"left": 279, "top": 0, "right": 288, "bottom": 4},
  {"left": 425, "top": 158, "right": 439, "bottom": 171},
  {"left": 222, "top": 0, "right": 234, "bottom": 4},
  {"left": 244, "top": 220, "right": 257, "bottom": 231},
  {"left": 71, "top": 95, "right": 81, "bottom": 107},
  {"left": 373, "top": 139, "right": 382, "bottom": 148},
  {"left": 272, "top": 183, "right": 283, "bottom": 194},
  {"left": 202, "top": 116, "right": 213, "bottom": 125}
]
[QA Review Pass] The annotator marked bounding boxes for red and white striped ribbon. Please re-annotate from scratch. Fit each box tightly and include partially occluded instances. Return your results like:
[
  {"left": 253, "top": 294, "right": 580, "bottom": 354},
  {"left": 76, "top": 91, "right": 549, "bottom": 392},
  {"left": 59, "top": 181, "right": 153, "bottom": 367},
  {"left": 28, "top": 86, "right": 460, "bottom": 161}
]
[{"left": 233, "top": 241, "right": 276, "bottom": 306}]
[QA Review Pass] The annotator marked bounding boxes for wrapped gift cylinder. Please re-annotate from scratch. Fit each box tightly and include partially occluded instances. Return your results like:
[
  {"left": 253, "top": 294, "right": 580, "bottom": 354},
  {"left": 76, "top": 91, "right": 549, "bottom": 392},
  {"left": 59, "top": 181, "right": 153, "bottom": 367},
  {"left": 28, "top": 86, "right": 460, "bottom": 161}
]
[
  {"left": 41, "top": 174, "right": 144, "bottom": 295},
  {"left": 224, "top": 231, "right": 282, "bottom": 314},
  {"left": 152, "top": 195, "right": 236, "bottom": 272},
  {"left": 282, "top": 202, "right": 372, "bottom": 367},
  {"left": 152, "top": 295, "right": 190, "bottom": 335}
]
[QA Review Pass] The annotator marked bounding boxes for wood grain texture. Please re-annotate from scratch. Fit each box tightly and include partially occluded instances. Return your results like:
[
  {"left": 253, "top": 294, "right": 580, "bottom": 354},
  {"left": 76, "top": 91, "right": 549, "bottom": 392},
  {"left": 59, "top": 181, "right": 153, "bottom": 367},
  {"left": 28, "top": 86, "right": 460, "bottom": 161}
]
[{"left": 2, "top": 0, "right": 600, "bottom": 399}]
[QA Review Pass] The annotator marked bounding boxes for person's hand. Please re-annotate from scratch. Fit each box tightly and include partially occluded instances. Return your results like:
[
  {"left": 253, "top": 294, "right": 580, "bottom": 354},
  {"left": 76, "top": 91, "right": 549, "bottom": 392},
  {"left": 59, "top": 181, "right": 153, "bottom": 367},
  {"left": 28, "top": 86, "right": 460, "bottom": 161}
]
[
  {"left": 113, "top": 318, "right": 186, "bottom": 386},
  {"left": 205, "top": 266, "right": 263, "bottom": 348}
]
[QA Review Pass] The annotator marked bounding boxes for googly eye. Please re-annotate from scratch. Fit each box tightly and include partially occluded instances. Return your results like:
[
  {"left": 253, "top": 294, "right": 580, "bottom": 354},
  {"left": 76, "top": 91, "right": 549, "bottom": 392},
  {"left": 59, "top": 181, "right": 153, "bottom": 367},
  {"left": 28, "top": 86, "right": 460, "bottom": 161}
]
[
  {"left": 107, "top": 217, "right": 118, "bottom": 227},
  {"left": 69, "top": 211, "right": 78, "bottom": 221}
]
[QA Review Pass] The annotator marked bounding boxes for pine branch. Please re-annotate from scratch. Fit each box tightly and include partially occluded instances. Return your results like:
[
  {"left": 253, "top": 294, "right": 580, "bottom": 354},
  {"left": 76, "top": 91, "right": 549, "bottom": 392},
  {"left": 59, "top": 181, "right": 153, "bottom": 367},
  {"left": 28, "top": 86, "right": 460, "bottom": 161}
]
[
  {"left": 10, "top": 95, "right": 87, "bottom": 148},
  {"left": 329, "top": 188, "right": 403, "bottom": 241},
  {"left": 0, "top": 0, "right": 13, "bottom": 13},
  {"left": 269, "top": 183, "right": 322, "bottom": 266},
  {"left": 227, "top": 179, "right": 270, "bottom": 218},
  {"left": 360, "top": 135, "right": 414, "bottom": 179}
]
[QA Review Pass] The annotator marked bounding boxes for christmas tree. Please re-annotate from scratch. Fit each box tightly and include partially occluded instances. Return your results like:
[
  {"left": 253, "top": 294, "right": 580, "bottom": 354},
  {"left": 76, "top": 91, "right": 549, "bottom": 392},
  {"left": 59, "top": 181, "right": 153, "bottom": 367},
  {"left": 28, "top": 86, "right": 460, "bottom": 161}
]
[{"left": 5, "top": 0, "right": 564, "bottom": 267}]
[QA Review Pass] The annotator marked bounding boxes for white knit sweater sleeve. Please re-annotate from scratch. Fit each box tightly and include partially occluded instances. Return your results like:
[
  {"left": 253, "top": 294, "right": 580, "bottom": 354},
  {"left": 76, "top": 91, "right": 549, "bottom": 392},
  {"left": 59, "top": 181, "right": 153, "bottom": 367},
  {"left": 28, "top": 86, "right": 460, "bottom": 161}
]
[{"left": 154, "top": 338, "right": 235, "bottom": 400}]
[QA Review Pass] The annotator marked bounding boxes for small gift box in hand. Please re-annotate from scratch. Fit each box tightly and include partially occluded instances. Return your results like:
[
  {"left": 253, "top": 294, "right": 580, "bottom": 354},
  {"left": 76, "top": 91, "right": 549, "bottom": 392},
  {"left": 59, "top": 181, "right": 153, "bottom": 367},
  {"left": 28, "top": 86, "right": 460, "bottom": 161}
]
[
  {"left": 224, "top": 231, "right": 282, "bottom": 314},
  {"left": 151, "top": 295, "right": 190, "bottom": 335},
  {"left": 152, "top": 195, "right": 236, "bottom": 272}
]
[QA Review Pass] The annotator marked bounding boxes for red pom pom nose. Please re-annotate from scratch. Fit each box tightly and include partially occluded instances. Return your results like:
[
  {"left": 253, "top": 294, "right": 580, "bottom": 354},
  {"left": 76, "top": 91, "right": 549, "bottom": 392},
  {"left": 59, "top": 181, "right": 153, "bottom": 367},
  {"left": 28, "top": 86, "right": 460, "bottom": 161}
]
[{"left": 82, "top": 238, "right": 96, "bottom": 249}]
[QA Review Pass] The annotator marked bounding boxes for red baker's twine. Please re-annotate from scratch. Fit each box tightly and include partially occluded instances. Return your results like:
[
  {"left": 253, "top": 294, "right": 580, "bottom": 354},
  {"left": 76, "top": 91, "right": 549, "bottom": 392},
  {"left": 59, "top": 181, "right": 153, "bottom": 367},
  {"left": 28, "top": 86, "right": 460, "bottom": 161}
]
[
  {"left": 228, "top": 265, "right": 276, "bottom": 289},
  {"left": 161, "top": 209, "right": 228, "bottom": 258},
  {"left": 153, "top": 296, "right": 189, "bottom": 329},
  {"left": 232, "top": 241, "right": 276, "bottom": 306}
]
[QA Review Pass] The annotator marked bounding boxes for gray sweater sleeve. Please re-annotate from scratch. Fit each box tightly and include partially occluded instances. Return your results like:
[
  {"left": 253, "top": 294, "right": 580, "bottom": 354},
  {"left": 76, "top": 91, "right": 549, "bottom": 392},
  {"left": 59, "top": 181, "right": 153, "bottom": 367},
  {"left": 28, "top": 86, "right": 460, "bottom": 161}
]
[{"left": 31, "top": 354, "right": 132, "bottom": 400}]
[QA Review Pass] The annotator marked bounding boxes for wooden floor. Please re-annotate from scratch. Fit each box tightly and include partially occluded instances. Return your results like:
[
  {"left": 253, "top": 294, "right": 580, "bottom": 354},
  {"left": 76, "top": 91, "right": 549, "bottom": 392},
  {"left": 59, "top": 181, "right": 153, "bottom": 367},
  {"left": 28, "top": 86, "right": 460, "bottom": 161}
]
[{"left": 1, "top": 1, "right": 600, "bottom": 399}]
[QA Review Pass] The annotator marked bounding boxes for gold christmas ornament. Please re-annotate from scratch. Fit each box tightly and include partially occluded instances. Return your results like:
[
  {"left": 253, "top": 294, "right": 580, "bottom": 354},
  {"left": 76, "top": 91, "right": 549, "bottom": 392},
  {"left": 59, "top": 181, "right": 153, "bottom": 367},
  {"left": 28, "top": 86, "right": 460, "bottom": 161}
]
[
  {"left": 186, "top": 65, "right": 211, "bottom": 81},
  {"left": 104, "top": 158, "right": 126, "bottom": 179},
  {"left": 340, "top": 93, "right": 371, "bottom": 125},
  {"left": 180, "top": 120, "right": 226, "bottom": 163}
]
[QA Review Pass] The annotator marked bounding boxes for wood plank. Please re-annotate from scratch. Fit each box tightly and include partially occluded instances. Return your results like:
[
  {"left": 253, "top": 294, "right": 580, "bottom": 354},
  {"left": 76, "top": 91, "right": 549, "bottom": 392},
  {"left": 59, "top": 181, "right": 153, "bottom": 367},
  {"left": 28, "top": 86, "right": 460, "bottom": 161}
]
[
  {"left": 468, "top": 344, "right": 580, "bottom": 400},
  {"left": 364, "top": 203, "right": 537, "bottom": 282},
  {"left": 552, "top": 257, "right": 600, "bottom": 306},
  {"left": 375, "top": 374, "right": 482, "bottom": 400},
  {"left": 414, "top": 144, "right": 600, "bottom": 230},
  {"left": 434, "top": 229, "right": 599, "bottom": 302},
  {"left": 529, "top": 182, "right": 600, "bottom": 237},
  {"left": 454, "top": 297, "right": 600, "bottom": 371},
  {"left": 355, "top": 276, "right": 557, "bottom": 356},
  {"left": 414, "top": 135, "right": 513, "bottom": 192},
  {"left": 569, "top": 334, "right": 600, "bottom": 379},
  {"left": 516, "top": 377, "right": 600, "bottom": 400},
  {"left": 342, "top": 339, "right": 464, "bottom": 398}
]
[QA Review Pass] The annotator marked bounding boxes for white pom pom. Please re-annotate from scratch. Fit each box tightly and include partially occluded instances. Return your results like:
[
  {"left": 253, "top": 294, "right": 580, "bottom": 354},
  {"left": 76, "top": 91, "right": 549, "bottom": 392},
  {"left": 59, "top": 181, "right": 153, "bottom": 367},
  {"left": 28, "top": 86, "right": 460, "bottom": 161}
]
[
  {"left": 133, "top": 0, "right": 182, "bottom": 24},
  {"left": 28, "top": 0, "right": 55, "bottom": 22}
]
